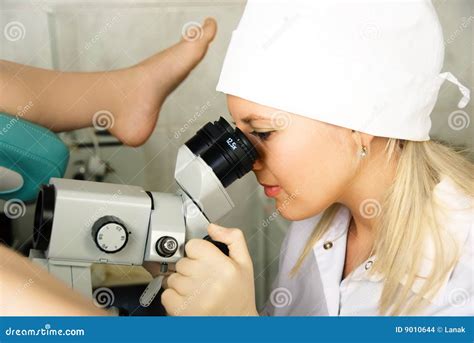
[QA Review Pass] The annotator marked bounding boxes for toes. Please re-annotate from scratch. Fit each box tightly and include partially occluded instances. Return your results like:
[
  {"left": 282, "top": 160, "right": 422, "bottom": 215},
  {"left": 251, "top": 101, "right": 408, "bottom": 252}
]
[{"left": 201, "top": 17, "right": 217, "bottom": 43}]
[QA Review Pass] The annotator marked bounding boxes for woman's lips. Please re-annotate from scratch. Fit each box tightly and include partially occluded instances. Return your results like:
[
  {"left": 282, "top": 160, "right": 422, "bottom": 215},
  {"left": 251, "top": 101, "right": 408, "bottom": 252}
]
[{"left": 261, "top": 184, "right": 281, "bottom": 197}]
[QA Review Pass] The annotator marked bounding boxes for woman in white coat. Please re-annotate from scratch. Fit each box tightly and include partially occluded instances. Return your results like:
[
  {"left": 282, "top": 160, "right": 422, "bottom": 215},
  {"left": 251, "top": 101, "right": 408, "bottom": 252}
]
[{"left": 159, "top": 0, "right": 473, "bottom": 316}]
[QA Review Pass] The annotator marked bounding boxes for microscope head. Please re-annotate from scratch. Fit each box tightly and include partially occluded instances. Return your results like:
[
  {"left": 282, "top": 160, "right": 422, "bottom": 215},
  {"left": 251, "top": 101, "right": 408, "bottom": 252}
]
[
  {"left": 175, "top": 117, "right": 258, "bottom": 222},
  {"left": 32, "top": 117, "right": 259, "bottom": 265}
]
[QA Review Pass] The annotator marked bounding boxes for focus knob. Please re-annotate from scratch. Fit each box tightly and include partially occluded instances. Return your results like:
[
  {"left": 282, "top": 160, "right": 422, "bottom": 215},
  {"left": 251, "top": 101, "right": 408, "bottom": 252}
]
[
  {"left": 155, "top": 236, "right": 179, "bottom": 257},
  {"left": 92, "top": 215, "right": 129, "bottom": 253}
]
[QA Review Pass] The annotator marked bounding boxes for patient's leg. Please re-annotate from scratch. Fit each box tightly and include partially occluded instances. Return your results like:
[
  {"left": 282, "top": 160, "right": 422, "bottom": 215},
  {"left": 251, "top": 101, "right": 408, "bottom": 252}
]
[
  {"left": 0, "top": 18, "right": 217, "bottom": 147},
  {"left": 0, "top": 244, "right": 107, "bottom": 316}
]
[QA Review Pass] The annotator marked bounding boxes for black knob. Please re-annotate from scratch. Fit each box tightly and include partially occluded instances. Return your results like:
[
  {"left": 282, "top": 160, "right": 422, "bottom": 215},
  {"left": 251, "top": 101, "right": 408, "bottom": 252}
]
[
  {"left": 155, "top": 236, "right": 179, "bottom": 257},
  {"left": 203, "top": 235, "right": 229, "bottom": 256}
]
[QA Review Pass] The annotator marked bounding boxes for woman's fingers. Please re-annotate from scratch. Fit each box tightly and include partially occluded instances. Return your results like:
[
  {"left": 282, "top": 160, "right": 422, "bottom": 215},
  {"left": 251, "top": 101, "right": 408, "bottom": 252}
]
[
  {"left": 162, "top": 276, "right": 169, "bottom": 289},
  {"left": 175, "top": 257, "right": 201, "bottom": 276},
  {"left": 161, "top": 288, "right": 184, "bottom": 316},
  {"left": 165, "top": 272, "right": 198, "bottom": 296},
  {"left": 207, "top": 224, "right": 252, "bottom": 267}
]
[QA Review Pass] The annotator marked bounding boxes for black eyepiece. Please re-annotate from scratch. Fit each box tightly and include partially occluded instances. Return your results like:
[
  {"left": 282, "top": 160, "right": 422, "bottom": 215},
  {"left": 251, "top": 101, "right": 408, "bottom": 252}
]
[
  {"left": 185, "top": 117, "right": 234, "bottom": 156},
  {"left": 185, "top": 117, "right": 259, "bottom": 187}
]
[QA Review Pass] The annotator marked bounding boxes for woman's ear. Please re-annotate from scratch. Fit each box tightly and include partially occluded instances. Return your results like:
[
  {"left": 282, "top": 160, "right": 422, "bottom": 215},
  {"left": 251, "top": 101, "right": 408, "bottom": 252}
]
[
  {"left": 359, "top": 132, "right": 375, "bottom": 147},
  {"left": 351, "top": 130, "right": 375, "bottom": 153}
]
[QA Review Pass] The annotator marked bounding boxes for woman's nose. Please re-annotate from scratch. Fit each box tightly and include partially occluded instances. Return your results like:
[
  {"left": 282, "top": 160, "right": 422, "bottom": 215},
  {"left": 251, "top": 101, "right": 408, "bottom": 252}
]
[{"left": 252, "top": 158, "right": 264, "bottom": 171}]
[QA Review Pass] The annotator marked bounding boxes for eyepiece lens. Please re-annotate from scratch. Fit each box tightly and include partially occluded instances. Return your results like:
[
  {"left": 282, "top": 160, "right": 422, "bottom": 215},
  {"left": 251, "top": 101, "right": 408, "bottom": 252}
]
[
  {"left": 184, "top": 116, "right": 234, "bottom": 156},
  {"left": 185, "top": 117, "right": 259, "bottom": 187}
]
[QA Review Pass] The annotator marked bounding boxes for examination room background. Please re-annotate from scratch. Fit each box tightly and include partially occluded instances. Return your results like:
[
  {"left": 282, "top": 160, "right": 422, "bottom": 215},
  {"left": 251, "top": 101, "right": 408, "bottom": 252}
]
[{"left": 0, "top": 0, "right": 472, "bottom": 311}]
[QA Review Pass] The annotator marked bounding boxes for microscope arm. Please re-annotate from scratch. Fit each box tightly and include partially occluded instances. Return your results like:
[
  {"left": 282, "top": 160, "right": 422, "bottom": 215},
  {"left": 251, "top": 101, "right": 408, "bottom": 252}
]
[
  {"left": 139, "top": 190, "right": 228, "bottom": 308},
  {"left": 29, "top": 249, "right": 93, "bottom": 298}
]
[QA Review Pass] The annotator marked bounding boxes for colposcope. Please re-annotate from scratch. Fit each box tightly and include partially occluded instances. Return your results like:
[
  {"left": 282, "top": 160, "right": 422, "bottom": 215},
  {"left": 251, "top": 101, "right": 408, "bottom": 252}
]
[{"left": 29, "top": 117, "right": 258, "bottom": 307}]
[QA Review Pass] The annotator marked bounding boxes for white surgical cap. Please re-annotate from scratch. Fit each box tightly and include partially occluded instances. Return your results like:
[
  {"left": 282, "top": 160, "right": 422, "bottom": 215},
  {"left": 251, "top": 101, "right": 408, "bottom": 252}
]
[{"left": 216, "top": 0, "right": 470, "bottom": 141}]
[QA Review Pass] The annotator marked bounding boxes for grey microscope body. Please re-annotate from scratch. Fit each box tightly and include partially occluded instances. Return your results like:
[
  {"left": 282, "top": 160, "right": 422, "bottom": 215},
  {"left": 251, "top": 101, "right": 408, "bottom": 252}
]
[{"left": 29, "top": 117, "right": 258, "bottom": 300}]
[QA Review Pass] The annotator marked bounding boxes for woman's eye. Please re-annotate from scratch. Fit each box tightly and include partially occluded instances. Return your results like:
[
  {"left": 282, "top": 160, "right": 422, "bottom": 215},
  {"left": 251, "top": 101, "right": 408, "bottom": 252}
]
[{"left": 250, "top": 130, "right": 273, "bottom": 141}]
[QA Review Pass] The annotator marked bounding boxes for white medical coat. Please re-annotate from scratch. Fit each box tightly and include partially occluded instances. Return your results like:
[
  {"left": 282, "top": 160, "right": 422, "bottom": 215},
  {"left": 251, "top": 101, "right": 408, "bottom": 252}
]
[{"left": 260, "top": 177, "right": 473, "bottom": 316}]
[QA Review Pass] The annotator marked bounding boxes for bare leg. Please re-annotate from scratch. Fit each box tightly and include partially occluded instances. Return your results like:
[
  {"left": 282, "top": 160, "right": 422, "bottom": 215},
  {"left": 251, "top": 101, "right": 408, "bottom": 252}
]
[
  {"left": 0, "top": 18, "right": 217, "bottom": 147},
  {"left": 0, "top": 244, "right": 107, "bottom": 316}
]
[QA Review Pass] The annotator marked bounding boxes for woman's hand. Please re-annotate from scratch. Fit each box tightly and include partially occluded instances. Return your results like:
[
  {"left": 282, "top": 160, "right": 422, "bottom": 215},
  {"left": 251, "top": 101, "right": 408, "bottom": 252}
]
[{"left": 160, "top": 223, "right": 258, "bottom": 316}]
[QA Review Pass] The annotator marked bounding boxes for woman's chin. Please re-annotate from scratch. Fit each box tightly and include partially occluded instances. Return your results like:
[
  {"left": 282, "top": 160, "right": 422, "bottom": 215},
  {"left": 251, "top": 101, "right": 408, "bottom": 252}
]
[
  {"left": 276, "top": 206, "right": 305, "bottom": 221},
  {"left": 276, "top": 201, "right": 327, "bottom": 221}
]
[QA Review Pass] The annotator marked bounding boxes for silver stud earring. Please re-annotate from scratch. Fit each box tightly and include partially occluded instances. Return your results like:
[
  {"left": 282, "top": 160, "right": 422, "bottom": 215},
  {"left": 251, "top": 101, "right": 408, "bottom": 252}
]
[{"left": 360, "top": 145, "right": 368, "bottom": 158}]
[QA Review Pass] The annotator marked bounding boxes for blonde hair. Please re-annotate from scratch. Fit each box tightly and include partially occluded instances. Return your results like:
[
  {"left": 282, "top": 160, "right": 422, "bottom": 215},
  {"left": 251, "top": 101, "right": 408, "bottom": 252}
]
[{"left": 289, "top": 139, "right": 474, "bottom": 315}]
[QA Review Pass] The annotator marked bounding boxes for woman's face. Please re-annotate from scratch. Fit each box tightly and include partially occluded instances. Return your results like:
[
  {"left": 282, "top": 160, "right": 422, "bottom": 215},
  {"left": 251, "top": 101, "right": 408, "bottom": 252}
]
[{"left": 227, "top": 95, "right": 360, "bottom": 221}]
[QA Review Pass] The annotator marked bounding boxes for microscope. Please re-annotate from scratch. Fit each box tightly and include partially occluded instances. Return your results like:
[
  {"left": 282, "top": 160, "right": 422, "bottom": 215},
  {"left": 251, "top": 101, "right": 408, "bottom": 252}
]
[{"left": 29, "top": 117, "right": 258, "bottom": 307}]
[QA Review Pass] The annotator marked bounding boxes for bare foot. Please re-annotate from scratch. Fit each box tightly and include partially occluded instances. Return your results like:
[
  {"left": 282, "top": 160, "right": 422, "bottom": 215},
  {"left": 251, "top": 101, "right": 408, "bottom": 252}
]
[{"left": 108, "top": 18, "right": 217, "bottom": 147}]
